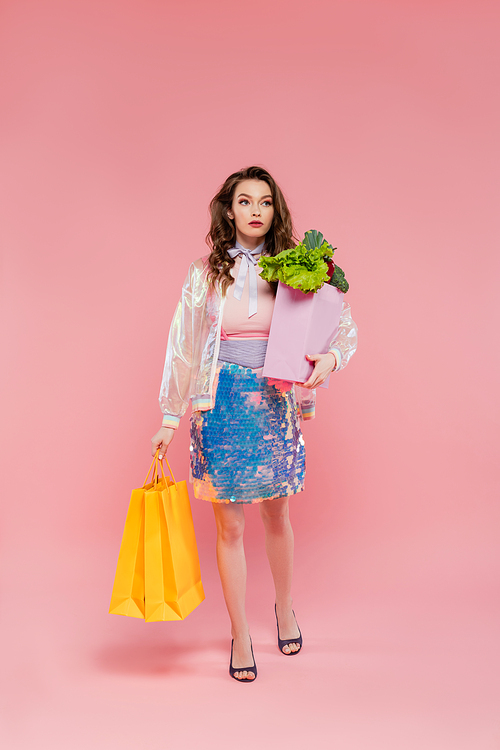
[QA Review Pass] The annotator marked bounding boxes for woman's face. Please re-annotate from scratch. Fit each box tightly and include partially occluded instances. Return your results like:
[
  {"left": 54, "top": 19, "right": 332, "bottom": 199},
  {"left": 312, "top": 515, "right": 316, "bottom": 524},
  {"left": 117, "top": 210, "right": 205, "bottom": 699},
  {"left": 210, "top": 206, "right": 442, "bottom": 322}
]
[{"left": 227, "top": 179, "right": 274, "bottom": 248}]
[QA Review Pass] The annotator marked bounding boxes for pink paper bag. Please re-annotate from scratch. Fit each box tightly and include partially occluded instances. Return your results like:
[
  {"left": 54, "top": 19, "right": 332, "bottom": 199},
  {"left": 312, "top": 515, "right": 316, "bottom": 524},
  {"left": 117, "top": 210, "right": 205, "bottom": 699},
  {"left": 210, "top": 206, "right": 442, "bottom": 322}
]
[{"left": 262, "top": 282, "right": 344, "bottom": 387}]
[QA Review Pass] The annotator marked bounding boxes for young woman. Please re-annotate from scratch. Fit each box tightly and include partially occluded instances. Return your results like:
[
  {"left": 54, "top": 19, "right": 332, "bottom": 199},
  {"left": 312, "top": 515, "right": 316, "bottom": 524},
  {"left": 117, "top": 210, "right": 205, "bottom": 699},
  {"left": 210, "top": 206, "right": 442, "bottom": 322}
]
[{"left": 151, "top": 166, "right": 357, "bottom": 682}]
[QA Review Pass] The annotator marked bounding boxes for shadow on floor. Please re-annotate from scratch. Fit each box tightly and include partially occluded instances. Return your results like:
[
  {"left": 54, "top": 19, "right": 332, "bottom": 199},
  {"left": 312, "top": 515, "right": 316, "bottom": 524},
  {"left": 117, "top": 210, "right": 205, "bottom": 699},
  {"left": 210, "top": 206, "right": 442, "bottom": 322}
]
[{"left": 92, "top": 637, "right": 229, "bottom": 677}]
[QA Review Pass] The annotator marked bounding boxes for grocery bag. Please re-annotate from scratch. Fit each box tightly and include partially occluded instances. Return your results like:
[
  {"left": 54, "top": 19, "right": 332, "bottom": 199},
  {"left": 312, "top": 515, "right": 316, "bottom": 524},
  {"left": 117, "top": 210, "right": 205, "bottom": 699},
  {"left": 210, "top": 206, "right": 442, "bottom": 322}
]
[{"left": 262, "top": 281, "right": 344, "bottom": 386}]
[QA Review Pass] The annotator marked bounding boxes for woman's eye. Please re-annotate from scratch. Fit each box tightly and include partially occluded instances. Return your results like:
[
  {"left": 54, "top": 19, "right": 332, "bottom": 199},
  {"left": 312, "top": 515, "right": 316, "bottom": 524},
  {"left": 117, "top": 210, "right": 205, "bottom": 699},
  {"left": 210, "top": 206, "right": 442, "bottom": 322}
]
[
  {"left": 239, "top": 199, "right": 249, "bottom": 205},
  {"left": 262, "top": 201, "right": 272, "bottom": 207}
]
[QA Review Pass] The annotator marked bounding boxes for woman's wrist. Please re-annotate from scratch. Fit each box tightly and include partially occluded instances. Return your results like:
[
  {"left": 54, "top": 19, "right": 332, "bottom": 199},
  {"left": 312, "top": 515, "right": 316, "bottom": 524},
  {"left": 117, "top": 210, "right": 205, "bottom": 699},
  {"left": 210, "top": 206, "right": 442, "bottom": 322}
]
[
  {"left": 327, "top": 348, "right": 341, "bottom": 372},
  {"left": 324, "top": 351, "right": 337, "bottom": 371}
]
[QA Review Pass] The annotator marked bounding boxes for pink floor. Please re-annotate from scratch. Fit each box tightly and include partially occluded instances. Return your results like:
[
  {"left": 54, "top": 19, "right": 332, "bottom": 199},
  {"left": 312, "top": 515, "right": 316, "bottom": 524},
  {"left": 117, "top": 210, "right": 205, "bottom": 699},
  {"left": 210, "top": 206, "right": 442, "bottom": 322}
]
[{"left": 4, "top": 520, "right": 500, "bottom": 750}]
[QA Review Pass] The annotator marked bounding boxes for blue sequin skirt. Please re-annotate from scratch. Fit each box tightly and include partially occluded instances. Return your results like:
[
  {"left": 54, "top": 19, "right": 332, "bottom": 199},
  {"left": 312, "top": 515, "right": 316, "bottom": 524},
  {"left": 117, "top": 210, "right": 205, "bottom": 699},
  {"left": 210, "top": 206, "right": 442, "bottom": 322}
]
[{"left": 189, "top": 362, "right": 306, "bottom": 504}]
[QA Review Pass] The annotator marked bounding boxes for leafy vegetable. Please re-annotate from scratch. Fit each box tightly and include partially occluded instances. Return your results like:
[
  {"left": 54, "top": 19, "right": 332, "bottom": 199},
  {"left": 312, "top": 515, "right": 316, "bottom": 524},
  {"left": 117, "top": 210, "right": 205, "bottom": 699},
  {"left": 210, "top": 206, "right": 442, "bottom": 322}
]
[
  {"left": 329, "top": 262, "right": 349, "bottom": 293},
  {"left": 258, "top": 229, "right": 349, "bottom": 294},
  {"left": 302, "top": 229, "right": 334, "bottom": 256}
]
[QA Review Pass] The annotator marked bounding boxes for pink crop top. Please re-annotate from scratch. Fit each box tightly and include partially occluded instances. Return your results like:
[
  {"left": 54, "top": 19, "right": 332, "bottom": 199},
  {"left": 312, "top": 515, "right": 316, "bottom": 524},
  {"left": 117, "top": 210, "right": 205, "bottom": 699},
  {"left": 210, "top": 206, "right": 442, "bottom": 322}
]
[{"left": 221, "top": 255, "right": 275, "bottom": 339}]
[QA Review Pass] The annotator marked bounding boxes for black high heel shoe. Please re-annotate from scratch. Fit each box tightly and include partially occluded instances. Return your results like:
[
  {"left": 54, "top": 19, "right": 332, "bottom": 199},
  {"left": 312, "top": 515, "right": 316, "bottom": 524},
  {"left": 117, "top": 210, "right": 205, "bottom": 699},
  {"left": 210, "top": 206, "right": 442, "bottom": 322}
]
[
  {"left": 275, "top": 604, "right": 303, "bottom": 655},
  {"left": 229, "top": 637, "right": 258, "bottom": 682}
]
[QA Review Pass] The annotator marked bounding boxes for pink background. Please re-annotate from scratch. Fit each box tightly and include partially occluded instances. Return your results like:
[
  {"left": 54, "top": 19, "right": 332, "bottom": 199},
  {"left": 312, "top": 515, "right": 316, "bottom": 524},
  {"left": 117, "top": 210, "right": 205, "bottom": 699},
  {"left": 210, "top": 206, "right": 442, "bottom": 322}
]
[{"left": 2, "top": 1, "right": 499, "bottom": 747}]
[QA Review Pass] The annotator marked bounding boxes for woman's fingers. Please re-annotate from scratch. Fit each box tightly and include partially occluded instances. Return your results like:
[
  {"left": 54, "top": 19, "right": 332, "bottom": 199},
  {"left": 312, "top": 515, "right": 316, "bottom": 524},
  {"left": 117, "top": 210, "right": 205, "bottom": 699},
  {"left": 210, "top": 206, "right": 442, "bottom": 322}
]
[
  {"left": 151, "top": 427, "right": 175, "bottom": 459},
  {"left": 151, "top": 427, "right": 175, "bottom": 457},
  {"left": 311, "top": 376, "right": 325, "bottom": 388},
  {"left": 303, "top": 354, "right": 321, "bottom": 388},
  {"left": 303, "top": 352, "right": 335, "bottom": 388},
  {"left": 304, "top": 376, "right": 324, "bottom": 389},
  {"left": 151, "top": 435, "right": 164, "bottom": 457}
]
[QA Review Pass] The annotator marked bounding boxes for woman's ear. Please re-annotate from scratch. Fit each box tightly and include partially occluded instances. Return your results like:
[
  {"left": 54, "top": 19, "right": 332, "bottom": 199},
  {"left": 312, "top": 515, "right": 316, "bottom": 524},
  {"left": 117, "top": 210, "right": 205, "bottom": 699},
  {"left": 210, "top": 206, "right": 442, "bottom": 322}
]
[{"left": 227, "top": 208, "right": 234, "bottom": 220}]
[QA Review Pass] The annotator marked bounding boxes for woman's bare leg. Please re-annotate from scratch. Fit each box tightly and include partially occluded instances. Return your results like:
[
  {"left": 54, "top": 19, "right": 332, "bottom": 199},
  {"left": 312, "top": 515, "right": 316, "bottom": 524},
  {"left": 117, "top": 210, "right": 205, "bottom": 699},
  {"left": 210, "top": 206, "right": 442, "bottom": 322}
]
[
  {"left": 212, "top": 502, "right": 255, "bottom": 679},
  {"left": 259, "top": 496, "right": 301, "bottom": 653}
]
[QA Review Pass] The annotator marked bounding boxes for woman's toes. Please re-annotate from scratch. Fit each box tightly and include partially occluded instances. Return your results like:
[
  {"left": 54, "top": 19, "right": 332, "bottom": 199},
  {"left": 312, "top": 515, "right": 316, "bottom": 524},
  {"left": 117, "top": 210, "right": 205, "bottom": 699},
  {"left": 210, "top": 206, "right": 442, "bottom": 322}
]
[
  {"left": 281, "top": 642, "right": 301, "bottom": 653},
  {"left": 234, "top": 670, "right": 254, "bottom": 680}
]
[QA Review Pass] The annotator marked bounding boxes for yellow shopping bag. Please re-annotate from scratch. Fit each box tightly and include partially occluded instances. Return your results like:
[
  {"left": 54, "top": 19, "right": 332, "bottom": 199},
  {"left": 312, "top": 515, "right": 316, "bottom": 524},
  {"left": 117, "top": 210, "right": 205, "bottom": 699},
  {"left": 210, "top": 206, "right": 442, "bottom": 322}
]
[
  {"left": 109, "top": 452, "right": 204, "bottom": 621},
  {"left": 144, "top": 456, "right": 205, "bottom": 622},
  {"left": 108, "top": 455, "right": 159, "bottom": 618}
]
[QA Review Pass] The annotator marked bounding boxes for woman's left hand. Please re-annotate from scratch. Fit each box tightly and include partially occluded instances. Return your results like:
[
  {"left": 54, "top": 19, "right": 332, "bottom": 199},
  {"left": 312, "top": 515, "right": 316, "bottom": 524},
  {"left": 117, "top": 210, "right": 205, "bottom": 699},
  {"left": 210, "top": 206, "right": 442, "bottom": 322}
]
[{"left": 302, "top": 352, "right": 337, "bottom": 389}]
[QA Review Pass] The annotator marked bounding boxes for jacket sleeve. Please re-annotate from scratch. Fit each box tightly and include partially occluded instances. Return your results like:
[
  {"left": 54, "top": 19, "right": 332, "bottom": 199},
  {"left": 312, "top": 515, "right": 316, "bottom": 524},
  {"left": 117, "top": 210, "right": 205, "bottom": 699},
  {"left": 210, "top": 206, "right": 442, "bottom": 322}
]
[
  {"left": 295, "top": 299, "right": 358, "bottom": 421},
  {"left": 158, "top": 259, "right": 206, "bottom": 429},
  {"left": 295, "top": 386, "right": 316, "bottom": 422},
  {"left": 328, "top": 300, "right": 358, "bottom": 371}
]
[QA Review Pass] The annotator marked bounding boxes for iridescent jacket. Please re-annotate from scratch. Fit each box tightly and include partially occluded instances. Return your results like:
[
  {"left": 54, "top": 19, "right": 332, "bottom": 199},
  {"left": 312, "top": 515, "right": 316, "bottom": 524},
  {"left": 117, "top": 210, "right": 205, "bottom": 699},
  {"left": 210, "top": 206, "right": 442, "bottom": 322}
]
[{"left": 159, "top": 256, "right": 358, "bottom": 428}]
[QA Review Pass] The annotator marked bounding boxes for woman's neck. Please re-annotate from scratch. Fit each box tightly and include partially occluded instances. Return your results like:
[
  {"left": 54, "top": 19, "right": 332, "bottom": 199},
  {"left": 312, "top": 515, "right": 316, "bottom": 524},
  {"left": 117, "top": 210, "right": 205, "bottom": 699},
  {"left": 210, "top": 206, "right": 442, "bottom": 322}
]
[{"left": 234, "top": 231, "right": 266, "bottom": 252}]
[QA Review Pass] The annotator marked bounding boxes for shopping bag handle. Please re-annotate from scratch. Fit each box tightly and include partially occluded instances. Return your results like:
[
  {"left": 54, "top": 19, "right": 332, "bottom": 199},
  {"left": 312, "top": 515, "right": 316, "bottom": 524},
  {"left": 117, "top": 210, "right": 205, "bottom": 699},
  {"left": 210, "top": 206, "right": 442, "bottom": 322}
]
[
  {"left": 154, "top": 448, "right": 178, "bottom": 489},
  {"left": 143, "top": 454, "right": 157, "bottom": 486},
  {"left": 142, "top": 451, "right": 179, "bottom": 489},
  {"left": 143, "top": 453, "right": 164, "bottom": 487}
]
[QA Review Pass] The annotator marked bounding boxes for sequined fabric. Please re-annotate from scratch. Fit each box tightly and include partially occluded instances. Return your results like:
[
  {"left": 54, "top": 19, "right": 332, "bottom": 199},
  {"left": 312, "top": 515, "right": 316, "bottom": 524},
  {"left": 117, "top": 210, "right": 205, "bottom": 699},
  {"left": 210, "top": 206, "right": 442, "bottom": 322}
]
[{"left": 189, "top": 362, "right": 306, "bottom": 504}]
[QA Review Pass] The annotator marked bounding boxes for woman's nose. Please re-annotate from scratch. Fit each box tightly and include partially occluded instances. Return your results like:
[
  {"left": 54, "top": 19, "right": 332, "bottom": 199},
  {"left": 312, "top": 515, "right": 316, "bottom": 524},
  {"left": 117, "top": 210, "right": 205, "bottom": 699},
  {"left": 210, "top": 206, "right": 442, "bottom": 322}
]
[{"left": 252, "top": 205, "right": 261, "bottom": 216}]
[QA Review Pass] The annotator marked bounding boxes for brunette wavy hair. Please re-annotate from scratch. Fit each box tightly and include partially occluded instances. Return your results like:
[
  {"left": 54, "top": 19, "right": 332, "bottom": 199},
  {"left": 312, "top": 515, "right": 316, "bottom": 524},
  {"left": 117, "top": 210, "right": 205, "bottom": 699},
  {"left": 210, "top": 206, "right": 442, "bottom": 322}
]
[{"left": 205, "top": 166, "right": 297, "bottom": 295}]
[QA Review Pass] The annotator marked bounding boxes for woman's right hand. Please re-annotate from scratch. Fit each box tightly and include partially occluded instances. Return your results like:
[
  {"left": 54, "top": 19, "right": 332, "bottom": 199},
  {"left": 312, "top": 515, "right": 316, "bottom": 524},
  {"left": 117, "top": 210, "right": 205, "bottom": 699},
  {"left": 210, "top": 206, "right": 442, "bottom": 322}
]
[{"left": 151, "top": 426, "right": 175, "bottom": 459}]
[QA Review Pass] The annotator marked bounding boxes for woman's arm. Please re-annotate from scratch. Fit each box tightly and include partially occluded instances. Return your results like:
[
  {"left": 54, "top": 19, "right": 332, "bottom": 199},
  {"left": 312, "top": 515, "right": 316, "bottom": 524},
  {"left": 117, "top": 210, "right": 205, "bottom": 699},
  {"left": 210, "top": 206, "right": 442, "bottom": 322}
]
[
  {"left": 327, "top": 300, "right": 358, "bottom": 371},
  {"left": 152, "top": 259, "right": 206, "bottom": 455},
  {"left": 158, "top": 266, "right": 195, "bottom": 429}
]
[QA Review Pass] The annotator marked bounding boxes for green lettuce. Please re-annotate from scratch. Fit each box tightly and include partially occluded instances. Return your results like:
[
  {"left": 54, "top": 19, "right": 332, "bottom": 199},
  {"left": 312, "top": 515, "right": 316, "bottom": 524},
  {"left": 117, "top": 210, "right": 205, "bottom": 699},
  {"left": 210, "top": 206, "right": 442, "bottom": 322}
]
[{"left": 259, "top": 229, "right": 346, "bottom": 294}]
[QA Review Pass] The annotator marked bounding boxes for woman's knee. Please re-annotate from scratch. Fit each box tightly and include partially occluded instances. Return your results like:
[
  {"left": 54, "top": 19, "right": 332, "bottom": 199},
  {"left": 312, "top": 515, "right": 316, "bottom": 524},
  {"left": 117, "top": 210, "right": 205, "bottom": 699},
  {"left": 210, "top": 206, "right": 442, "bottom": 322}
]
[
  {"left": 260, "top": 497, "right": 290, "bottom": 528},
  {"left": 213, "top": 504, "right": 245, "bottom": 544}
]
